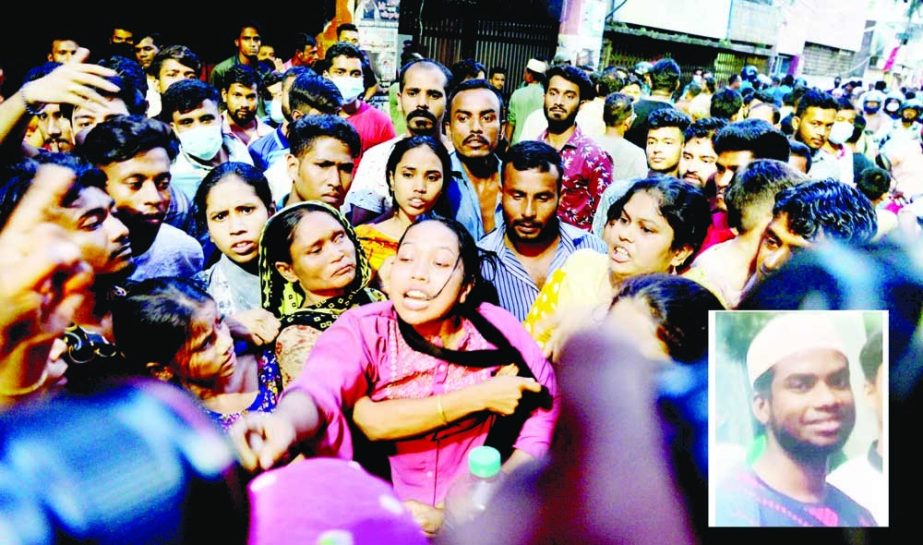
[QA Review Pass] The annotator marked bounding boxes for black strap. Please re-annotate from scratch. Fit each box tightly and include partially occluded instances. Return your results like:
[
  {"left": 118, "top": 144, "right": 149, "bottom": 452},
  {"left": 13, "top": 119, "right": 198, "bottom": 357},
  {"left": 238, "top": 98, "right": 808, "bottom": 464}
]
[{"left": 396, "top": 311, "right": 552, "bottom": 459}]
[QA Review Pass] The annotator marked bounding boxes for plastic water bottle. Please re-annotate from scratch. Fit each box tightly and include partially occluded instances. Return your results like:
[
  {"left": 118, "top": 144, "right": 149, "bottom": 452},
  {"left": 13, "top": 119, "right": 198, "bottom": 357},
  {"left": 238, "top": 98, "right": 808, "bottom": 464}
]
[{"left": 444, "top": 446, "right": 504, "bottom": 529}]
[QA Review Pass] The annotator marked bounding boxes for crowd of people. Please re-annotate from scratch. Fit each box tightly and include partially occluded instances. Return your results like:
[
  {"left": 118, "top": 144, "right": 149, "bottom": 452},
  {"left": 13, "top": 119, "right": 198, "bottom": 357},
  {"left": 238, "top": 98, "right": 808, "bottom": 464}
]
[{"left": 0, "top": 19, "right": 921, "bottom": 542}]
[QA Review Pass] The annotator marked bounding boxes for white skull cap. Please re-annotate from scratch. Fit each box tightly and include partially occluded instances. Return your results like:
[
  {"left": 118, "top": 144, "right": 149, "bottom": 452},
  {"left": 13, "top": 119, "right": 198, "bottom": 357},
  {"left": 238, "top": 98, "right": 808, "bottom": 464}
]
[{"left": 746, "top": 313, "right": 848, "bottom": 387}]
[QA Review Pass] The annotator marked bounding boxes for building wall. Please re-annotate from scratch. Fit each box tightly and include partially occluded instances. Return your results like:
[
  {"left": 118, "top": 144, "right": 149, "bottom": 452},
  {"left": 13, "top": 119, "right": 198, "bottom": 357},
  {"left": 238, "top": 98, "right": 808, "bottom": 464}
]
[{"left": 611, "top": 0, "right": 732, "bottom": 40}]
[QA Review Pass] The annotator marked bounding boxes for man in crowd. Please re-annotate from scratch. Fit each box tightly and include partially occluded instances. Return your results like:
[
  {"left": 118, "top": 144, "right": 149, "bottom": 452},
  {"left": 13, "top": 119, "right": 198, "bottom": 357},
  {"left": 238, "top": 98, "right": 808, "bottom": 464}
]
[
  {"left": 478, "top": 141, "right": 606, "bottom": 321},
  {"left": 323, "top": 42, "right": 395, "bottom": 161},
  {"left": 793, "top": 89, "right": 853, "bottom": 185},
  {"left": 146, "top": 45, "right": 203, "bottom": 117},
  {"left": 284, "top": 33, "right": 318, "bottom": 70},
  {"left": 507, "top": 58, "right": 546, "bottom": 144},
  {"left": 489, "top": 66, "right": 507, "bottom": 93},
  {"left": 209, "top": 23, "right": 270, "bottom": 91},
  {"left": 80, "top": 115, "right": 203, "bottom": 282},
  {"left": 644, "top": 108, "right": 691, "bottom": 178},
  {"left": 624, "top": 58, "right": 681, "bottom": 148},
  {"left": 220, "top": 65, "right": 273, "bottom": 146},
  {"left": 284, "top": 114, "right": 360, "bottom": 209},
  {"left": 346, "top": 58, "right": 452, "bottom": 222},
  {"left": 679, "top": 117, "right": 726, "bottom": 187},
  {"left": 49, "top": 36, "right": 79, "bottom": 63},
  {"left": 710, "top": 88, "right": 744, "bottom": 122},
  {"left": 596, "top": 92, "right": 647, "bottom": 182},
  {"left": 715, "top": 312, "right": 877, "bottom": 526},
  {"left": 538, "top": 65, "right": 612, "bottom": 231}
]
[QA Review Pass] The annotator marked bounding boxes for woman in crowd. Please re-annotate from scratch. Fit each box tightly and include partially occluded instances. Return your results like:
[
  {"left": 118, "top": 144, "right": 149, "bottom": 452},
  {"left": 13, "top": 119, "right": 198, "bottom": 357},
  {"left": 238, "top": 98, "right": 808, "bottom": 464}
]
[
  {"left": 259, "top": 201, "right": 385, "bottom": 386},
  {"left": 354, "top": 135, "right": 451, "bottom": 291},
  {"left": 112, "top": 277, "right": 283, "bottom": 431},
  {"left": 233, "top": 217, "right": 558, "bottom": 528},
  {"left": 608, "top": 274, "right": 724, "bottom": 365},
  {"left": 194, "top": 162, "right": 280, "bottom": 347},
  {"left": 525, "top": 176, "right": 710, "bottom": 360}
]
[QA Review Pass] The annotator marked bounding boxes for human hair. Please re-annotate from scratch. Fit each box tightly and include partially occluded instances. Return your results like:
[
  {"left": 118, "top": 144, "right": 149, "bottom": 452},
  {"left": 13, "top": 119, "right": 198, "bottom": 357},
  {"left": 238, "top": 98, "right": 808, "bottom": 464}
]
[
  {"left": 502, "top": 140, "right": 563, "bottom": 191},
  {"left": 603, "top": 92, "right": 634, "bottom": 127},
  {"left": 648, "top": 108, "right": 691, "bottom": 136},
  {"left": 713, "top": 119, "right": 789, "bottom": 161},
  {"left": 748, "top": 102, "right": 781, "bottom": 125},
  {"left": 489, "top": 66, "right": 507, "bottom": 79},
  {"left": 449, "top": 78, "right": 505, "bottom": 114},
  {"left": 788, "top": 140, "right": 813, "bottom": 171},
  {"left": 860, "top": 330, "right": 883, "bottom": 382},
  {"left": 710, "top": 88, "right": 743, "bottom": 120},
  {"left": 159, "top": 79, "right": 220, "bottom": 121},
  {"left": 606, "top": 176, "right": 711, "bottom": 258},
  {"left": 193, "top": 162, "right": 274, "bottom": 232},
  {"left": 293, "top": 32, "right": 317, "bottom": 52},
  {"left": 728, "top": 74, "right": 741, "bottom": 87},
  {"left": 611, "top": 274, "right": 725, "bottom": 364},
  {"left": 288, "top": 74, "right": 343, "bottom": 115},
  {"left": 385, "top": 135, "right": 452, "bottom": 216},
  {"left": 398, "top": 217, "right": 496, "bottom": 313},
  {"left": 450, "top": 59, "right": 487, "bottom": 83},
  {"left": 136, "top": 31, "right": 163, "bottom": 47},
  {"left": 725, "top": 159, "right": 804, "bottom": 233},
  {"left": 97, "top": 55, "right": 149, "bottom": 97},
  {"left": 336, "top": 23, "right": 358, "bottom": 37},
  {"left": 773, "top": 179, "right": 877, "bottom": 243},
  {"left": 148, "top": 45, "right": 202, "bottom": 78},
  {"left": 836, "top": 97, "right": 856, "bottom": 112},
  {"left": 235, "top": 21, "right": 263, "bottom": 37},
  {"left": 795, "top": 89, "right": 839, "bottom": 117},
  {"left": 260, "top": 71, "right": 285, "bottom": 100},
  {"left": 111, "top": 277, "right": 212, "bottom": 371},
  {"left": 287, "top": 114, "right": 360, "bottom": 159},
  {"left": 222, "top": 64, "right": 260, "bottom": 91},
  {"left": 543, "top": 65, "right": 595, "bottom": 101},
  {"left": 649, "top": 58, "right": 681, "bottom": 94},
  {"left": 325, "top": 42, "right": 363, "bottom": 64},
  {"left": 399, "top": 58, "right": 452, "bottom": 92},
  {"left": 856, "top": 167, "right": 892, "bottom": 202},
  {"left": 80, "top": 115, "right": 179, "bottom": 166},
  {"left": 683, "top": 117, "right": 726, "bottom": 142},
  {"left": 0, "top": 153, "right": 107, "bottom": 230}
]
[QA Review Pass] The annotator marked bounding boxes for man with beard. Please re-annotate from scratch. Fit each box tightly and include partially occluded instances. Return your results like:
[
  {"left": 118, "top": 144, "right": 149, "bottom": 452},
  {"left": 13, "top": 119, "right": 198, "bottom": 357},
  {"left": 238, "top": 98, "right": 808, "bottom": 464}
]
[
  {"left": 793, "top": 89, "right": 853, "bottom": 185},
  {"left": 478, "top": 141, "right": 606, "bottom": 321},
  {"left": 345, "top": 58, "right": 452, "bottom": 223},
  {"left": 538, "top": 65, "right": 613, "bottom": 231},
  {"left": 209, "top": 23, "right": 270, "bottom": 92},
  {"left": 679, "top": 117, "right": 726, "bottom": 187},
  {"left": 714, "top": 312, "right": 877, "bottom": 526},
  {"left": 220, "top": 65, "right": 273, "bottom": 146}
]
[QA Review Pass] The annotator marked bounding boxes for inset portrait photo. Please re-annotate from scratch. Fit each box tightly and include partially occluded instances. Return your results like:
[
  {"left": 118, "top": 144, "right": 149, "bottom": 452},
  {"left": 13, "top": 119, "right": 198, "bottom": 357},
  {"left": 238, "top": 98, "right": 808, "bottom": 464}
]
[{"left": 709, "top": 310, "right": 887, "bottom": 527}]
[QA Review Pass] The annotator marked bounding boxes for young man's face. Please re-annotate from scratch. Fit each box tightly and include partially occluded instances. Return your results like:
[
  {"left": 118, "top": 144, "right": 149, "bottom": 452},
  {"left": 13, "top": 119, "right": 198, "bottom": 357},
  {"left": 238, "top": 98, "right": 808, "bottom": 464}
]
[
  {"left": 713, "top": 150, "right": 754, "bottom": 211},
  {"left": 171, "top": 99, "right": 221, "bottom": 134},
  {"left": 489, "top": 73, "right": 506, "bottom": 91},
  {"left": 111, "top": 28, "right": 134, "bottom": 45},
  {"left": 646, "top": 126, "right": 683, "bottom": 175},
  {"left": 67, "top": 187, "right": 134, "bottom": 276},
  {"left": 72, "top": 98, "right": 130, "bottom": 144},
  {"left": 544, "top": 75, "right": 581, "bottom": 128},
  {"left": 338, "top": 30, "right": 360, "bottom": 46},
  {"left": 134, "top": 37, "right": 160, "bottom": 69},
  {"left": 286, "top": 136, "right": 355, "bottom": 208},
  {"left": 157, "top": 59, "right": 198, "bottom": 94},
  {"left": 222, "top": 83, "right": 259, "bottom": 126},
  {"left": 36, "top": 104, "right": 75, "bottom": 153},
  {"left": 754, "top": 212, "right": 814, "bottom": 282},
  {"left": 449, "top": 88, "right": 502, "bottom": 159},
  {"left": 49, "top": 39, "right": 79, "bottom": 63},
  {"left": 501, "top": 164, "right": 560, "bottom": 245},
  {"left": 795, "top": 106, "right": 836, "bottom": 150},
  {"left": 398, "top": 63, "right": 448, "bottom": 135},
  {"left": 678, "top": 136, "right": 717, "bottom": 185},
  {"left": 258, "top": 45, "right": 276, "bottom": 62},
  {"left": 99, "top": 147, "right": 173, "bottom": 230},
  {"left": 755, "top": 348, "right": 856, "bottom": 458},
  {"left": 236, "top": 27, "right": 262, "bottom": 59}
]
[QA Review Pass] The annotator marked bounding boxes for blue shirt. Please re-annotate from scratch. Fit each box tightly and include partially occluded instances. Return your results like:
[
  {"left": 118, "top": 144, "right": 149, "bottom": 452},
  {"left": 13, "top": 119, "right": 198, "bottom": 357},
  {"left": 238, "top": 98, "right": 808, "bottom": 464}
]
[
  {"left": 477, "top": 221, "right": 608, "bottom": 321},
  {"left": 248, "top": 127, "right": 289, "bottom": 172},
  {"left": 446, "top": 151, "right": 503, "bottom": 241}
]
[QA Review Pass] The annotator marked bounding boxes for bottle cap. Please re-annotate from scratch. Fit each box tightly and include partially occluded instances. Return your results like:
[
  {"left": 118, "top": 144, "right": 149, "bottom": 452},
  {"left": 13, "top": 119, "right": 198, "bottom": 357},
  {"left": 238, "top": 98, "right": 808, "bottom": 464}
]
[{"left": 468, "top": 446, "right": 501, "bottom": 479}]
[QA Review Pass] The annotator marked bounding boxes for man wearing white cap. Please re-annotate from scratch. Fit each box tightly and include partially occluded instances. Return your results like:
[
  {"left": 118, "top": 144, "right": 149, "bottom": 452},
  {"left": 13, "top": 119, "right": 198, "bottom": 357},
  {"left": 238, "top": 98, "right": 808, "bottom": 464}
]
[
  {"left": 714, "top": 312, "right": 877, "bottom": 526},
  {"left": 507, "top": 58, "right": 547, "bottom": 145}
]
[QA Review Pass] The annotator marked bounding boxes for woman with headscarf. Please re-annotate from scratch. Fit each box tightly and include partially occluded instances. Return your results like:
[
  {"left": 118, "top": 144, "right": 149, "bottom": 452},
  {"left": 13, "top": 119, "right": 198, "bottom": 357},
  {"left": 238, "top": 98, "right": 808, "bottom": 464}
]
[{"left": 260, "top": 201, "right": 385, "bottom": 386}]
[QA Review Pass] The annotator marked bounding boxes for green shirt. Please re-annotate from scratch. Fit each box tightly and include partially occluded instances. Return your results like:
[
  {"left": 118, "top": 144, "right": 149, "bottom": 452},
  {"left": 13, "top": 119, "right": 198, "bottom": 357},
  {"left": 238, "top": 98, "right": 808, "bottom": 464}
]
[{"left": 508, "top": 83, "right": 545, "bottom": 144}]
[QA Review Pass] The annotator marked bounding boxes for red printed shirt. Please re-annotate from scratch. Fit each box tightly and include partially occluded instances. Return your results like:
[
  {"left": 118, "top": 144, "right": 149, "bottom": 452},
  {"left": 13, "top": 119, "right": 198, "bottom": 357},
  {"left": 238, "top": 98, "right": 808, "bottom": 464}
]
[{"left": 540, "top": 125, "right": 613, "bottom": 230}]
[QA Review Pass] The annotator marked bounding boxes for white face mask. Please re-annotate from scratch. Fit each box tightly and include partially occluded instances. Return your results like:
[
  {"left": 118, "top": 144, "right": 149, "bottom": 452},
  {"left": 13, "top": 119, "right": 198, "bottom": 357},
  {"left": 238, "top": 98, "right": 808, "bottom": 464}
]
[
  {"left": 328, "top": 75, "right": 364, "bottom": 103},
  {"left": 177, "top": 124, "right": 223, "bottom": 161},
  {"left": 827, "top": 121, "right": 853, "bottom": 145},
  {"left": 267, "top": 99, "right": 285, "bottom": 124}
]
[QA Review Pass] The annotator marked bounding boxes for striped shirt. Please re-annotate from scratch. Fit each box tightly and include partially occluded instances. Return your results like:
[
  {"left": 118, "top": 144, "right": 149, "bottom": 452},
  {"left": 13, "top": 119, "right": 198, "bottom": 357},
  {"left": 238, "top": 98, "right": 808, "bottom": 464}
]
[{"left": 478, "top": 222, "right": 608, "bottom": 321}]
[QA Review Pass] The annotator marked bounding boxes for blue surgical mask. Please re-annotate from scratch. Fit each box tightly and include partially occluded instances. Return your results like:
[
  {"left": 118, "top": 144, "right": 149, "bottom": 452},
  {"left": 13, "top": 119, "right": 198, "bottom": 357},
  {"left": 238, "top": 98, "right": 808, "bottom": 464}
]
[
  {"left": 864, "top": 104, "right": 880, "bottom": 114},
  {"left": 177, "top": 124, "right": 223, "bottom": 161},
  {"left": 328, "top": 75, "right": 364, "bottom": 103},
  {"left": 266, "top": 99, "right": 284, "bottom": 124}
]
